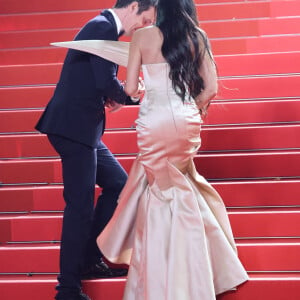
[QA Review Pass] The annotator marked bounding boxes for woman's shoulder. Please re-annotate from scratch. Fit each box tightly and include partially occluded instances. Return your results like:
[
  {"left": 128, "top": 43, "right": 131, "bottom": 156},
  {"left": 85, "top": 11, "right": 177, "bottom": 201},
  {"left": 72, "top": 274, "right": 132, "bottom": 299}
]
[
  {"left": 196, "top": 27, "right": 208, "bottom": 38},
  {"left": 195, "top": 27, "right": 212, "bottom": 49},
  {"left": 136, "top": 25, "right": 160, "bottom": 33},
  {"left": 133, "top": 25, "right": 161, "bottom": 39}
]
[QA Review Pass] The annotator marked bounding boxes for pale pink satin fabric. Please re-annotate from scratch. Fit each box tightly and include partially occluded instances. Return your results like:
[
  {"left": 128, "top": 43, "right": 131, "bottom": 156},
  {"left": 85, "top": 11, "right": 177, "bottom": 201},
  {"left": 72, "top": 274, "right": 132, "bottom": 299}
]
[{"left": 98, "top": 63, "right": 248, "bottom": 300}]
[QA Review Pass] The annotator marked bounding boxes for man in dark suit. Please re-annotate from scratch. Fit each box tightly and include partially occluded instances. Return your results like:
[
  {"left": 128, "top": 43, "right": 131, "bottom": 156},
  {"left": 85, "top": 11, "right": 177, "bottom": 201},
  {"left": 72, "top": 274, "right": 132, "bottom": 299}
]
[{"left": 35, "top": 1, "right": 157, "bottom": 299}]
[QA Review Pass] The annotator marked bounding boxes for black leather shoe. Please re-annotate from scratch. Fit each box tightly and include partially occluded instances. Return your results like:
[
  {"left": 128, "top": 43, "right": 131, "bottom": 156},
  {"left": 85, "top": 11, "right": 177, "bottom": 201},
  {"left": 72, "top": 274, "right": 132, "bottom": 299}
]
[
  {"left": 55, "top": 291, "right": 91, "bottom": 300},
  {"left": 81, "top": 258, "right": 128, "bottom": 279}
]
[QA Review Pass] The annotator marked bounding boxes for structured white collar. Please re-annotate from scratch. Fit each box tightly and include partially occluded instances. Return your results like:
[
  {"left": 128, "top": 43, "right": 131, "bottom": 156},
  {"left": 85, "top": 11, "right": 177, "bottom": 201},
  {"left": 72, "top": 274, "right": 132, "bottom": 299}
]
[{"left": 108, "top": 9, "right": 123, "bottom": 35}]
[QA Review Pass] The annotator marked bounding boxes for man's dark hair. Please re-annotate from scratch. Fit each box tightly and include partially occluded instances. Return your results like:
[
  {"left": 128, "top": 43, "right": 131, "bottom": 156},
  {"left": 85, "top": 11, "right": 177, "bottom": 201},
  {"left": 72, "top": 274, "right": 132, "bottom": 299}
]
[{"left": 114, "top": 0, "right": 158, "bottom": 14}]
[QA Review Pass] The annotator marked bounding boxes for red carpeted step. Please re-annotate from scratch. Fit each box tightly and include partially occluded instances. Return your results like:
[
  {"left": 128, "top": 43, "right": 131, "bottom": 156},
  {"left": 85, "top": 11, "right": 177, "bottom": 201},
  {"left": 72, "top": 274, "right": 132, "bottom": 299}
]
[
  {"left": 0, "top": 47, "right": 67, "bottom": 65},
  {"left": 1, "top": 17, "right": 300, "bottom": 49},
  {"left": 0, "top": 134, "right": 57, "bottom": 158},
  {"left": 1, "top": 2, "right": 241, "bottom": 32},
  {"left": 0, "top": 274, "right": 300, "bottom": 300},
  {"left": 2, "top": 10, "right": 299, "bottom": 34},
  {"left": 0, "top": 0, "right": 114, "bottom": 14},
  {"left": 210, "top": 0, "right": 300, "bottom": 20},
  {"left": 1, "top": 77, "right": 299, "bottom": 110},
  {"left": 211, "top": 35, "right": 300, "bottom": 55},
  {"left": 0, "top": 216, "right": 63, "bottom": 243},
  {"left": 1, "top": 180, "right": 299, "bottom": 213},
  {"left": 0, "top": 63, "right": 63, "bottom": 87},
  {"left": 1, "top": 35, "right": 300, "bottom": 64},
  {"left": 229, "top": 210, "right": 300, "bottom": 238},
  {"left": 1, "top": 52, "right": 299, "bottom": 87},
  {"left": 0, "top": 60, "right": 126, "bottom": 86},
  {"left": 258, "top": 16, "right": 300, "bottom": 36},
  {"left": 0, "top": 86, "right": 53, "bottom": 109},
  {"left": 0, "top": 1, "right": 275, "bottom": 19},
  {"left": 239, "top": 242, "right": 300, "bottom": 272},
  {"left": 0, "top": 110, "right": 42, "bottom": 133},
  {"left": 0, "top": 10, "right": 97, "bottom": 32},
  {"left": 193, "top": 151, "right": 300, "bottom": 180},
  {"left": 270, "top": 0, "right": 300, "bottom": 18},
  {"left": 0, "top": 29, "right": 127, "bottom": 50},
  {"left": 214, "top": 180, "right": 300, "bottom": 208},
  {"left": 2, "top": 99, "right": 300, "bottom": 133},
  {"left": 202, "top": 17, "right": 300, "bottom": 38},
  {"left": 216, "top": 52, "right": 300, "bottom": 77},
  {"left": 0, "top": 29, "right": 79, "bottom": 49},
  {"left": 6, "top": 0, "right": 298, "bottom": 23},
  {"left": 0, "top": 241, "right": 299, "bottom": 272},
  {"left": 244, "top": 35, "right": 300, "bottom": 54},
  {"left": 0, "top": 244, "right": 60, "bottom": 272},
  {"left": 200, "top": 124, "right": 300, "bottom": 153},
  {"left": 218, "top": 273, "right": 300, "bottom": 300},
  {"left": 0, "top": 210, "right": 296, "bottom": 241},
  {"left": 1, "top": 151, "right": 300, "bottom": 185},
  {"left": 0, "top": 10, "right": 95, "bottom": 32},
  {"left": 0, "top": 159, "right": 62, "bottom": 185},
  {"left": 217, "top": 76, "right": 300, "bottom": 100},
  {"left": 1, "top": 124, "right": 300, "bottom": 159},
  {"left": 0, "top": 275, "right": 125, "bottom": 300},
  {"left": 0, "top": 186, "right": 65, "bottom": 213}
]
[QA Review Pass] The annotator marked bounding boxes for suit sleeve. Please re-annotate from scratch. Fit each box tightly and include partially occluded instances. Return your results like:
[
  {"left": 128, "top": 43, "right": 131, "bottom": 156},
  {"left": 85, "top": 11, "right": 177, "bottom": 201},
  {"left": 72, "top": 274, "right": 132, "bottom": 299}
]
[{"left": 76, "top": 18, "right": 129, "bottom": 104}]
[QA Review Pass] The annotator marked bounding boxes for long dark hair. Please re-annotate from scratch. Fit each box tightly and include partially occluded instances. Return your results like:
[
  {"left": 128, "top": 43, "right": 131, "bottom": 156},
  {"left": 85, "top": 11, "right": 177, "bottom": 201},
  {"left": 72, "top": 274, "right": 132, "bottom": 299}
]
[{"left": 156, "top": 0, "right": 211, "bottom": 102}]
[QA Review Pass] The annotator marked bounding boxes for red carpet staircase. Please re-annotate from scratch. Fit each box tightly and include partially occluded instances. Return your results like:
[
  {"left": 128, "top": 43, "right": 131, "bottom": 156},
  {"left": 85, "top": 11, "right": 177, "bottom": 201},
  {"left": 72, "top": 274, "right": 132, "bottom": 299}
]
[{"left": 1, "top": 0, "right": 300, "bottom": 299}]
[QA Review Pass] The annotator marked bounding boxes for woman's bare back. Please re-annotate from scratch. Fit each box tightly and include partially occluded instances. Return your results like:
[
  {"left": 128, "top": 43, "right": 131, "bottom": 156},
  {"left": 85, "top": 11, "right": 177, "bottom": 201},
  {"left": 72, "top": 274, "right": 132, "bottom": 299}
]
[{"left": 135, "top": 26, "right": 167, "bottom": 65}]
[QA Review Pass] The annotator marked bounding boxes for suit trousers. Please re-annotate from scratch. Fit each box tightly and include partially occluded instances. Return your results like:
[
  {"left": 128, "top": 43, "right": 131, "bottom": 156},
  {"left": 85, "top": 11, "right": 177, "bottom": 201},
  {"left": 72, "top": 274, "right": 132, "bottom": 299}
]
[{"left": 47, "top": 134, "right": 127, "bottom": 295}]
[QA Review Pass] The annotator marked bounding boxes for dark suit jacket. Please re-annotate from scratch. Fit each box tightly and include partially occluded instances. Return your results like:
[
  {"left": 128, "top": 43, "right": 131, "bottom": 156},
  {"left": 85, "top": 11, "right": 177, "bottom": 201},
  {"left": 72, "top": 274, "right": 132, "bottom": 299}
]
[{"left": 36, "top": 10, "right": 129, "bottom": 148}]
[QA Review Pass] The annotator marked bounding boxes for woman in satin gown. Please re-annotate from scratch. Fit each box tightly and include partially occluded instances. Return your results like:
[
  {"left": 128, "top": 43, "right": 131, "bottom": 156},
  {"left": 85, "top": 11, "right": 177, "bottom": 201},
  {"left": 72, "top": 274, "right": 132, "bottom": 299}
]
[{"left": 97, "top": 0, "right": 248, "bottom": 299}]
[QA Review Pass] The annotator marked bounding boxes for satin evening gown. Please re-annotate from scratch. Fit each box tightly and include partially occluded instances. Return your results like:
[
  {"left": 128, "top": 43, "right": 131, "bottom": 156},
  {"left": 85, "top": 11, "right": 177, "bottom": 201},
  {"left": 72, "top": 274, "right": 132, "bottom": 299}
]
[
  {"left": 97, "top": 62, "right": 248, "bottom": 299},
  {"left": 52, "top": 39, "right": 248, "bottom": 299}
]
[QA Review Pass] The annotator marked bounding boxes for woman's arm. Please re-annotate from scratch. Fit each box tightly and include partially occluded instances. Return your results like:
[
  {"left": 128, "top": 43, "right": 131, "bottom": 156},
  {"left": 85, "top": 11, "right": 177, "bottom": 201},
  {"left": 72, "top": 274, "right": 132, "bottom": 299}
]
[
  {"left": 194, "top": 30, "right": 218, "bottom": 112},
  {"left": 125, "top": 30, "right": 143, "bottom": 97},
  {"left": 195, "top": 50, "right": 218, "bottom": 111}
]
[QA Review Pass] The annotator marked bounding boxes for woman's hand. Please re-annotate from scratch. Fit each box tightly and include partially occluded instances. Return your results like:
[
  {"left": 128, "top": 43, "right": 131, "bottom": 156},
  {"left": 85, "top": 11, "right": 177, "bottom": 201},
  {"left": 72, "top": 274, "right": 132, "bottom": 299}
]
[{"left": 130, "top": 77, "right": 145, "bottom": 101}]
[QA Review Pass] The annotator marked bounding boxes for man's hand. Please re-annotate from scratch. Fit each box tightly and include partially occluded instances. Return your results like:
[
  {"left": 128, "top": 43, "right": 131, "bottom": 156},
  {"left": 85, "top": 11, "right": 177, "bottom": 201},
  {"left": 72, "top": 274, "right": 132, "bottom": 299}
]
[{"left": 105, "top": 99, "right": 123, "bottom": 113}]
